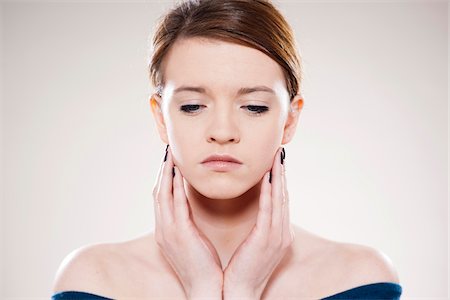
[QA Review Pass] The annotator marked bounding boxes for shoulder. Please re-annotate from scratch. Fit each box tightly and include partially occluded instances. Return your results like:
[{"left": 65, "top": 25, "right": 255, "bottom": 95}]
[
  {"left": 287, "top": 226, "right": 400, "bottom": 297},
  {"left": 294, "top": 226, "right": 400, "bottom": 284},
  {"left": 338, "top": 242, "right": 400, "bottom": 284},
  {"left": 52, "top": 243, "right": 117, "bottom": 295},
  {"left": 316, "top": 238, "right": 401, "bottom": 293},
  {"left": 318, "top": 242, "right": 402, "bottom": 298},
  {"left": 52, "top": 234, "right": 157, "bottom": 296}
]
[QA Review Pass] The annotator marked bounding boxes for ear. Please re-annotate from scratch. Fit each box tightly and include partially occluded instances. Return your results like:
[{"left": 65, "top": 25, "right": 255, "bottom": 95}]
[
  {"left": 281, "top": 94, "right": 304, "bottom": 145},
  {"left": 149, "top": 93, "right": 169, "bottom": 145}
]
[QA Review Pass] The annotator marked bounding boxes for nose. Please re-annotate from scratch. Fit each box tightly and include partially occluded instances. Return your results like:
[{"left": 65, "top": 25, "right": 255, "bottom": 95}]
[{"left": 206, "top": 107, "right": 240, "bottom": 144}]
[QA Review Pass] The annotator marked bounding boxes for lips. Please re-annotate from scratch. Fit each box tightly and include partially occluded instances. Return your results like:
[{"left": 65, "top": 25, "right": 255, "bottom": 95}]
[
  {"left": 201, "top": 155, "right": 242, "bottom": 172},
  {"left": 201, "top": 154, "right": 242, "bottom": 164}
]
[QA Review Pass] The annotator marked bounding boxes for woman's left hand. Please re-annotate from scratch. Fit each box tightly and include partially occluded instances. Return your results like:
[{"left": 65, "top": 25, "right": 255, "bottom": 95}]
[{"left": 223, "top": 147, "right": 295, "bottom": 300}]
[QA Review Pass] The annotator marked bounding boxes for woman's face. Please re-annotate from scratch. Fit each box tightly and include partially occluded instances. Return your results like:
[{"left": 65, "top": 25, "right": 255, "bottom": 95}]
[{"left": 153, "top": 37, "right": 299, "bottom": 199}]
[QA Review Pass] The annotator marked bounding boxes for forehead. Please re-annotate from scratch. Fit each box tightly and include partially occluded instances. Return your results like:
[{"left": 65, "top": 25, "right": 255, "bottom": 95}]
[{"left": 161, "top": 37, "right": 286, "bottom": 92}]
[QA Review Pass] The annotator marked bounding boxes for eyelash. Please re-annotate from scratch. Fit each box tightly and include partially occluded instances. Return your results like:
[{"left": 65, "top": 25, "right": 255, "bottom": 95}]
[{"left": 179, "top": 105, "right": 269, "bottom": 116}]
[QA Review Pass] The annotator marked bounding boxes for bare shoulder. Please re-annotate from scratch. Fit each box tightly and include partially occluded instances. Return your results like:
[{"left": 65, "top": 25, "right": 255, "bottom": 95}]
[
  {"left": 336, "top": 241, "right": 401, "bottom": 284},
  {"left": 52, "top": 233, "right": 158, "bottom": 297},
  {"left": 281, "top": 225, "right": 401, "bottom": 298},
  {"left": 293, "top": 225, "right": 400, "bottom": 284},
  {"left": 52, "top": 242, "right": 117, "bottom": 296}
]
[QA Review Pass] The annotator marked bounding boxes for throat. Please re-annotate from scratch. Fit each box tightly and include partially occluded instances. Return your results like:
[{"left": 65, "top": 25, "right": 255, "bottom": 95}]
[
  {"left": 191, "top": 211, "right": 257, "bottom": 269},
  {"left": 182, "top": 176, "right": 263, "bottom": 268}
]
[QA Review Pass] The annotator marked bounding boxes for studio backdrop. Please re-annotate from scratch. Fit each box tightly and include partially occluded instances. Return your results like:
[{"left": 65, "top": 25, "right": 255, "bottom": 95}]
[{"left": 1, "top": 0, "right": 448, "bottom": 299}]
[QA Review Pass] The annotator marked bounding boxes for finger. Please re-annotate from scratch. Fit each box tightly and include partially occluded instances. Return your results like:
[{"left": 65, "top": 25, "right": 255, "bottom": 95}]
[
  {"left": 256, "top": 171, "right": 272, "bottom": 233},
  {"left": 158, "top": 145, "right": 175, "bottom": 224},
  {"left": 281, "top": 161, "right": 292, "bottom": 243},
  {"left": 271, "top": 147, "right": 284, "bottom": 230},
  {"left": 156, "top": 145, "right": 169, "bottom": 193},
  {"left": 173, "top": 166, "right": 190, "bottom": 223},
  {"left": 153, "top": 145, "right": 168, "bottom": 227}
]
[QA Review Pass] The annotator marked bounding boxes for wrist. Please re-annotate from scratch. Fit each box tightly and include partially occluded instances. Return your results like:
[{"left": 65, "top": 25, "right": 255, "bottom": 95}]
[
  {"left": 223, "top": 277, "right": 260, "bottom": 300},
  {"left": 187, "top": 284, "right": 223, "bottom": 300},
  {"left": 223, "top": 286, "right": 258, "bottom": 300},
  {"left": 223, "top": 291, "right": 258, "bottom": 300},
  {"left": 187, "top": 290, "right": 222, "bottom": 300}
]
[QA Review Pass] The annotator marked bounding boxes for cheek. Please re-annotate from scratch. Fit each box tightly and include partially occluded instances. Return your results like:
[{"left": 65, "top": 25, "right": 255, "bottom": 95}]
[
  {"left": 166, "top": 110, "right": 284, "bottom": 174},
  {"left": 244, "top": 125, "right": 283, "bottom": 171},
  {"left": 164, "top": 114, "right": 199, "bottom": 165}
]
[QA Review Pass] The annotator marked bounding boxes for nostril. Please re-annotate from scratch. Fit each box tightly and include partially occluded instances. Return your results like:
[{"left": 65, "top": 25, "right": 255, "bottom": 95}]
[{"left": 207, "top": 133, "right": 240, "bottom": 143}]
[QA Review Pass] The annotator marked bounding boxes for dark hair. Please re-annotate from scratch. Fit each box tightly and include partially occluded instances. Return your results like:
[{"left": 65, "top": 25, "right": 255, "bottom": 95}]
[{"left": 149, "top": 0, "right": 302, "bottom": 101}]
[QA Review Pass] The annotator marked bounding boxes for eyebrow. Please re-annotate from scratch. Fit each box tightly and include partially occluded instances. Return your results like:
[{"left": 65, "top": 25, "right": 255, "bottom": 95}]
[
  {"left": 237, "top": 86, "right": 275, "bottom": 95},
  {"left": 173, "top": 85, "right": 275, "bottom": 96},
  {"left": 174, "top": 86, "right": 206, "bottom": 94}
]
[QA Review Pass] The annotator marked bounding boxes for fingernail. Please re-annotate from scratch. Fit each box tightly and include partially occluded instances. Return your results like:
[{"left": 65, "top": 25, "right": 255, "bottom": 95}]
[
  {"left": 280, "top": 147, "right": 285, "bottom": 165},
  {"left": 269, "top": 171, "right": 272, "bottom": 183},
  {"left": 163, "top": 144, "right": 169, "bottom": 162},
  {"left": 172, "top": 166, "right": 175, "bottom": 177}
]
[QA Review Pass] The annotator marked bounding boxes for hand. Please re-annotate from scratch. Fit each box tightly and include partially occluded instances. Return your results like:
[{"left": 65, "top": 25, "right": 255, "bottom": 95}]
[
  {"left": 152, "top": 145, "right": 223, "bottom": 299},
  {"left": 223, "top": 147, "right": 295, "bottom": 300}
]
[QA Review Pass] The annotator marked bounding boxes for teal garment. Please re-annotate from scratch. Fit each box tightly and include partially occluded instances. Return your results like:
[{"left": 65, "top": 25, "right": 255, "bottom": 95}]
[
  {"left": 321, "top": 282, "right": 402, "bottom": 299},
  {"left": 52, "top": 282, "right": 402, "bottom": 299}
]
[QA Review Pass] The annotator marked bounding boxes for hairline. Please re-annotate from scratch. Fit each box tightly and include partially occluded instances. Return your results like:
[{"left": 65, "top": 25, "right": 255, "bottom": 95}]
[{"left": 157, "top": 36, "right": 293, "bottom": 101}]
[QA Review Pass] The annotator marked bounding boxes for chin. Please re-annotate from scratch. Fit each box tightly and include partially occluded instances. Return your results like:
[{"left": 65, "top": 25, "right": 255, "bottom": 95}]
[
  {"left": 200, "top": 189, "right": 245, "bottom": 200},
  {"left": 191, "top": 175, "right": 261, "bottom": 200}
]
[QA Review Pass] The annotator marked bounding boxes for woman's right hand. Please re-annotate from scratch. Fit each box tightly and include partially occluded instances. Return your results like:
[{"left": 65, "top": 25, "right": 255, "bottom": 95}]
[{"left": 152, "top": 145, "right": 223, "bottom": 300}]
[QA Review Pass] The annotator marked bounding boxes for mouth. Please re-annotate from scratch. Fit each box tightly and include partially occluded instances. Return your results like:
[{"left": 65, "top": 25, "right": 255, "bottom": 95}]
[{"left": 201, "top": 154, "right": 242, "bottom": 172}]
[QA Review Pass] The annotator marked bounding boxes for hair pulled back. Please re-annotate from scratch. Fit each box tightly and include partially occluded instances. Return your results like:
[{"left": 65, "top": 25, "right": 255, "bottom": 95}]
[{"left": 149, "top": 0, "right": 302, "bottom": 101}]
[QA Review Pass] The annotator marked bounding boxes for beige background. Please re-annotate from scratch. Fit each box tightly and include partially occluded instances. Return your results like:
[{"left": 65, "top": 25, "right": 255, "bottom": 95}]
[{"left": 1, "top": 0, "right": 448, "bottom": 299}]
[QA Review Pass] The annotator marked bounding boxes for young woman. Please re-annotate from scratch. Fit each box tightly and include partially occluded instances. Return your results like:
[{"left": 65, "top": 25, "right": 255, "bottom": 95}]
[{"left": 52, "top": 1, "right": 403, "bottom": 299}]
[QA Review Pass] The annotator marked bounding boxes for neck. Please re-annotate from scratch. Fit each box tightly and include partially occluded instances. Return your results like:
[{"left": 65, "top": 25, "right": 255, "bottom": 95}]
[{"left": 183, "top": 178, "right": 263, "bottom": 269}]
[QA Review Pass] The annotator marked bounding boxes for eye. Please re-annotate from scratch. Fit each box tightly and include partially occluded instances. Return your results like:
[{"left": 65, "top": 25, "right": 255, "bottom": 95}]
[
  {"left": 180, "top": 104, "right": 203, "bottom": 114},
  {"left": 244, "top": 105, "right": 269, "bottom": 116}
]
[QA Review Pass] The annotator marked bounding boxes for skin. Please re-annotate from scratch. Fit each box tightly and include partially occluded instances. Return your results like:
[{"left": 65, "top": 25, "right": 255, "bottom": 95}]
[
  {"left": 52, "top": 38, "right": 400, "bottom": 299},
  {"left": 151, "top": 37, "right": 301, "bottom": 299}
]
